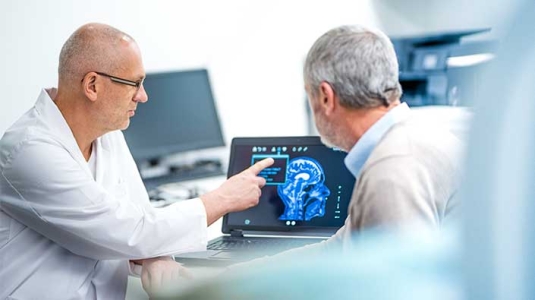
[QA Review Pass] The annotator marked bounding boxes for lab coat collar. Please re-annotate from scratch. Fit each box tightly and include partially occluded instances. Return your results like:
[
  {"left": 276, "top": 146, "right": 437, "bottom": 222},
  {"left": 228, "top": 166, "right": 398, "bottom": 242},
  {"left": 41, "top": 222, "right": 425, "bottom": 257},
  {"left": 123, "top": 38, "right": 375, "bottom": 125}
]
[{"left": 34, "top": 88, "right": 93, "bottom": 179}]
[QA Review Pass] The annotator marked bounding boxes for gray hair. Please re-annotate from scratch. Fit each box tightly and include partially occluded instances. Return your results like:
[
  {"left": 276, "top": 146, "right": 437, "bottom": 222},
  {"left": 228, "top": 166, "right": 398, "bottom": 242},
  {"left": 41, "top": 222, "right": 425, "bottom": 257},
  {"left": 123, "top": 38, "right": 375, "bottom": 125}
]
[
  {"left": 304, "top": 25, "right": 402, "bottom": 108},
  {"left": 58, "top": 23, "right": 134, "bottom": 83}
]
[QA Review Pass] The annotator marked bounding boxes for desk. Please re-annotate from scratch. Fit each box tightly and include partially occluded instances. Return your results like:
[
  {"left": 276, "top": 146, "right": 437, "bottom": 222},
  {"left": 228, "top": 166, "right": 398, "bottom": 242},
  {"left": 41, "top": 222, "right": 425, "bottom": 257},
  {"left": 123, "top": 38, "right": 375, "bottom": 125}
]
[{"left": 126, "top": 176, "right": 226, "bottom": 299}]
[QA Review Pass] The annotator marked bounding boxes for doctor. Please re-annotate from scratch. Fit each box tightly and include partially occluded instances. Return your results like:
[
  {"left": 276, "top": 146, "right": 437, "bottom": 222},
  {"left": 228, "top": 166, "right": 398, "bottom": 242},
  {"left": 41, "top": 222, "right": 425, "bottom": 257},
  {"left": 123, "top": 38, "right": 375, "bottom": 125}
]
[{"left": 0, "top": 23, "right": 273, "bottom": 299}]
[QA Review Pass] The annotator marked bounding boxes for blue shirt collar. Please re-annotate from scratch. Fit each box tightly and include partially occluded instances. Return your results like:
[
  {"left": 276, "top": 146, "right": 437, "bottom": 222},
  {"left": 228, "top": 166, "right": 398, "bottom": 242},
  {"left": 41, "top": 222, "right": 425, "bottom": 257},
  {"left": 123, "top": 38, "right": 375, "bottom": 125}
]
[{"left": 344, "top": 102, "right": 411, "bottom": 178}]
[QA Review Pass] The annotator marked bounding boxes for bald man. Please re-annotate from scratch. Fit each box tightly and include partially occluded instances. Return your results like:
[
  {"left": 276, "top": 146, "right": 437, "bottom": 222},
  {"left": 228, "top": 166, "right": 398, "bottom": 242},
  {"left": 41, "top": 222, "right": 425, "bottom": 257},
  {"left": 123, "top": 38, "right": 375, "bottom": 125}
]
[{"left": 0, "top": 23, "right": 273, "bottom": 299}]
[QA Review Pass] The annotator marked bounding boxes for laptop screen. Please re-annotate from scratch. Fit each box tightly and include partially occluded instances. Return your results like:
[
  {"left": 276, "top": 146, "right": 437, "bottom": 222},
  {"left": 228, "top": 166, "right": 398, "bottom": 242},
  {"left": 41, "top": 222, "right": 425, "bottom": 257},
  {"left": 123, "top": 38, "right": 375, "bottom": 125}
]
[{"left": 222, "top": 136, "right": 356, "bottom": 235}]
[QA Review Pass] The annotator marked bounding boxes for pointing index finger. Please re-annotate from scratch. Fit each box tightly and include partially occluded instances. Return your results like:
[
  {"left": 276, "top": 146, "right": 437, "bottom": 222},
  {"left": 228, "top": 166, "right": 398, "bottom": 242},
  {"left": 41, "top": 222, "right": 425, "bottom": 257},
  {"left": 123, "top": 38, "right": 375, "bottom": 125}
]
[{"left": 248, "top": 157, "right": 275, "bottom": 175}]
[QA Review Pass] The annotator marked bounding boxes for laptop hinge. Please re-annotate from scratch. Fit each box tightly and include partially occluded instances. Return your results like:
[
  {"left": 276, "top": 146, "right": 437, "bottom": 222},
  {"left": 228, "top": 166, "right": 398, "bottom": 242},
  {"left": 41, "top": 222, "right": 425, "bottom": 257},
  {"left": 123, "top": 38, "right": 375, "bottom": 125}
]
[{"left": 230, "top": 229, "right": 244, "bottom": 238}]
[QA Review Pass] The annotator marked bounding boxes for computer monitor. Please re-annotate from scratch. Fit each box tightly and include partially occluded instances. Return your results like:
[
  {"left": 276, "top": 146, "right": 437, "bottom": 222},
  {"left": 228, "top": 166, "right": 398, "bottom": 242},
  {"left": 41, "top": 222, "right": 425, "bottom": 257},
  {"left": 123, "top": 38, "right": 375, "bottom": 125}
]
[{"left": 123, "top": 69, "right": 225, "bottom": 165}]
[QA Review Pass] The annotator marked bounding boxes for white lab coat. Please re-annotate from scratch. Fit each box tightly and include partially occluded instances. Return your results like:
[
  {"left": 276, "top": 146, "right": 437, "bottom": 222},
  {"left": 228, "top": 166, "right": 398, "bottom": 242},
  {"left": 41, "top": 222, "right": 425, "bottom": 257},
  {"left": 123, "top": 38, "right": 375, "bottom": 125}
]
[{"left": 0, "top": 89, "right": 208, "bottom": 299}]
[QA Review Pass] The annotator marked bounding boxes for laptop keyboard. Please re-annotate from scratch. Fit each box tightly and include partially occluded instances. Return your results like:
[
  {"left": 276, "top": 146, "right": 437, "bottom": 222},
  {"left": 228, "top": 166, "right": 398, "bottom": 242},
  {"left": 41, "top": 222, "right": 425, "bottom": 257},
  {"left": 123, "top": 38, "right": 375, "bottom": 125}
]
[{"left": 207, "top": 237, "right": 322, "bottom": 251}]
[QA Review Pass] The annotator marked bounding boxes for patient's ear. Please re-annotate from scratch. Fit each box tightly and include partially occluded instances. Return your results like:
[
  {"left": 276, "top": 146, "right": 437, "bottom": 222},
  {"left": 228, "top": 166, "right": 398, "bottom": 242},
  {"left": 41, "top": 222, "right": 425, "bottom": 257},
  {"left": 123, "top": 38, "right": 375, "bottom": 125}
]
[{"left": 319, "top": 82, "right": 336, "bottom": 115}]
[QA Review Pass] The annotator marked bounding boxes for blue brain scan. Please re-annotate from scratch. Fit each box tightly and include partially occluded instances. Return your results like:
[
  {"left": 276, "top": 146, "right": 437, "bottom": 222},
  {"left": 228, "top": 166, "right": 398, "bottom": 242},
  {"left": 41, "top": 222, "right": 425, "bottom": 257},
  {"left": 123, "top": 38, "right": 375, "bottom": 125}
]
[{"left": 277, "top": 157, "right": 331, "bottom": 221}]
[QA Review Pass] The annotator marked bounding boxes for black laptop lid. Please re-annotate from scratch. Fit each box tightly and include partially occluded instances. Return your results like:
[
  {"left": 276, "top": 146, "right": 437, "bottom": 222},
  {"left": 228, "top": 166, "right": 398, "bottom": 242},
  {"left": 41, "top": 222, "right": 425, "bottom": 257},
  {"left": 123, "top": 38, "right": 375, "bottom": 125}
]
[{"left": 222, "top": 136, "right": 356, "bottom": 236}]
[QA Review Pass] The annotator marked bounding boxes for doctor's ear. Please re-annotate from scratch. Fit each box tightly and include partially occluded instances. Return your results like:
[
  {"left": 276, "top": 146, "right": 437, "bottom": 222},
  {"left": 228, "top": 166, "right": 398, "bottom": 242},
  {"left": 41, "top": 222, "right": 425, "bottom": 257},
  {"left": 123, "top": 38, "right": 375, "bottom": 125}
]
[{"left": 81, "top": 72, "right": 99, "bottom": 102}]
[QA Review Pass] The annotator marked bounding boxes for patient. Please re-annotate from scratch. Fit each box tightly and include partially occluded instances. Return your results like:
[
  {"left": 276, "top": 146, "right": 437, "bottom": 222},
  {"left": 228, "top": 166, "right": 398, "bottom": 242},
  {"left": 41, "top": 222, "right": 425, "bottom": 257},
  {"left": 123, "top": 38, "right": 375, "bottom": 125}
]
[{"left": 236, "top": 24, "right": 464, "bottom": 261}]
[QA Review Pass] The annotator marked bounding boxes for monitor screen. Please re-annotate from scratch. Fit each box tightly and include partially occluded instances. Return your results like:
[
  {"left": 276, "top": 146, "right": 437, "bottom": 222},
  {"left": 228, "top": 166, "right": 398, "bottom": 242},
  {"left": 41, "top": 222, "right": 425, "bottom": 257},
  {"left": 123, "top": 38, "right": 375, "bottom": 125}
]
[
  {"left": 222, "top": 136, "right": 356, "bottom": 235},
  {"left": 123, "top": 69, "right": 225, "bottom": 162}
]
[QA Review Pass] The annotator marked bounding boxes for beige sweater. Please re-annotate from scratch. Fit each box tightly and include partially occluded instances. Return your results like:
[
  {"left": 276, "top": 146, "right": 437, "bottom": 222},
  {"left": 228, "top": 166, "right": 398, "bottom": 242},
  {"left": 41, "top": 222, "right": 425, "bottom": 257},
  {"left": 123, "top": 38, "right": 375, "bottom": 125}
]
[{"left": 349, "top": 119, "right": 462, "bottom": 232}]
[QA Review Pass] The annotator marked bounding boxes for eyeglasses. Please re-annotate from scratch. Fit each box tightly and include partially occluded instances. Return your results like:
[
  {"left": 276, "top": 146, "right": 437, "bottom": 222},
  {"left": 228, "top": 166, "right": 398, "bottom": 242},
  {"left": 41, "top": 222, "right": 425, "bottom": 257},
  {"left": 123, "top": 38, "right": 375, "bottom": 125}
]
[{"left": 93, "top": 71, "right": 144, "bottom": 90}]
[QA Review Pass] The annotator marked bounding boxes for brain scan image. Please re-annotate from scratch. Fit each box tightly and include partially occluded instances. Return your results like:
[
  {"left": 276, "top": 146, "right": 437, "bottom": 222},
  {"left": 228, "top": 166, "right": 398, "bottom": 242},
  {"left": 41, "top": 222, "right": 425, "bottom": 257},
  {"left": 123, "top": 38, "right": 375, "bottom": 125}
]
[{"left": 277, "top": 157, "right": 331, "bottom": 221}]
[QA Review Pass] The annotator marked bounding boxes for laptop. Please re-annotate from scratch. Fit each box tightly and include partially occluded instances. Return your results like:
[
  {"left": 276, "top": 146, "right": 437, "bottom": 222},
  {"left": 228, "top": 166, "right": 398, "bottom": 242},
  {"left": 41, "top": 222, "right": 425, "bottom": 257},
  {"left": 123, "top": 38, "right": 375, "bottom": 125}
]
[{"left": 174, "top": 136, "right": 356, "bottom": 265}]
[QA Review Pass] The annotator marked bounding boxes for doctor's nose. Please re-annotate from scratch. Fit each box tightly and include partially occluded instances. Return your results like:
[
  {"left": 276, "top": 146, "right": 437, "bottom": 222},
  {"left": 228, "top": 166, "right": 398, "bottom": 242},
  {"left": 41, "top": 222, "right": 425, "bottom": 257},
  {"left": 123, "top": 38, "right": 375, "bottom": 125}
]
[{"left": 133, "top": 84, "right": 148, "bottom": 103}]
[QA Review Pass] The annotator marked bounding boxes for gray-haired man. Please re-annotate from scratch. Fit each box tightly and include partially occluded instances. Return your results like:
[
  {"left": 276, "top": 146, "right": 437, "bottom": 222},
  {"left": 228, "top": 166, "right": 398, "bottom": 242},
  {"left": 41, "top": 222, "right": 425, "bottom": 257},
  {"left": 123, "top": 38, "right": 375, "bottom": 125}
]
[
  {"left": 246, "top": 25, "right": 463, "bottom": 260},
  {"left": 304, "top": 25, "right": 462, "bottom": 239}
]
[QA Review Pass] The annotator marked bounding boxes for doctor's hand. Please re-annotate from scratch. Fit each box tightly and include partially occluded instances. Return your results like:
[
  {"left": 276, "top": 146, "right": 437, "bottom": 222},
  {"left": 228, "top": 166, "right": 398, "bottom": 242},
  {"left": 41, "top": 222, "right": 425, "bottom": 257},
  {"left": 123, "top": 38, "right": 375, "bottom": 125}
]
[
  {"left": 138, "top": 256, "right": 193, "bottom": 298},
  {"left": 201, "top": 157, "right": 274, "bottom": 225}
]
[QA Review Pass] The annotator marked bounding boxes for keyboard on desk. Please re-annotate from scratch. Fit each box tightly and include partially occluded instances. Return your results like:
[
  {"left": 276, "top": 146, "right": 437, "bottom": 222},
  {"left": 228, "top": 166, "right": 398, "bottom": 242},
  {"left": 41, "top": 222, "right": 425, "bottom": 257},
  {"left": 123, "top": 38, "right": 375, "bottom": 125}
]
[
  {"left": 174, "top": 235, "right": 327, "bottom": 265},
  {"left": 207, "top": 236, "right": 322, "bottom": 252},
  {"left": 143, "top": 166, "right": 225, "bottom": 190}
]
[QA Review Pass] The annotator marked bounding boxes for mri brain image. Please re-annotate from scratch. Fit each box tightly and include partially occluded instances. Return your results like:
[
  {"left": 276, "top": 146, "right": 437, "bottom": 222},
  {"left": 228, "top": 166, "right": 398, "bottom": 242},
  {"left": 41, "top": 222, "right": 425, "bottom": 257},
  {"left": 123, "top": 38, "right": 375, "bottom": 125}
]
[{"left": 277, "top": 157, "right": 331, "bottom": 221}]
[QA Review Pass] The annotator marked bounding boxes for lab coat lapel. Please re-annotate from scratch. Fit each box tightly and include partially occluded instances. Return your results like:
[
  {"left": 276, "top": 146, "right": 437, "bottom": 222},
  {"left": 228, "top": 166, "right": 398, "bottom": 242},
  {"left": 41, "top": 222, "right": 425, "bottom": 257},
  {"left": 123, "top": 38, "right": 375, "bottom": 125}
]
[
  {"left": 35, "top": 89, "right": 93, "bottom": 179},
  {"left": 94, "top": 137, "right": 109, "bottom": 185},
  {"left": 94, "top": 134, "right": 125, "bottom": 197}
]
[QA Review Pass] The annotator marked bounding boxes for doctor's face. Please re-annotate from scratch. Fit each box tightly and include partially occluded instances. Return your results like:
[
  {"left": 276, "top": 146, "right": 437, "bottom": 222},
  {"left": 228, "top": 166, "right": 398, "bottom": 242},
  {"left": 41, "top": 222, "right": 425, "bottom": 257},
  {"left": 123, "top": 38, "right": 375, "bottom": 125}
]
[{"left": 99, "top": 42, "right": 148, "bottom": 131}]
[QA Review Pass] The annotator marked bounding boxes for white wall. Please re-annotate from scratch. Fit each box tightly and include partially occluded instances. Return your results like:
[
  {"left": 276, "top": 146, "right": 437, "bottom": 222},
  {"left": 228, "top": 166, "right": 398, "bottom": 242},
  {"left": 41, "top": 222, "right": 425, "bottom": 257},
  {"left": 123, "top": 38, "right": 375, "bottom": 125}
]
[
  {"left": 0, "top": 0, "right": 513, "bottom": 144},
  {"left": 0, "top": 0, "right": 378, "bottom": 144}
]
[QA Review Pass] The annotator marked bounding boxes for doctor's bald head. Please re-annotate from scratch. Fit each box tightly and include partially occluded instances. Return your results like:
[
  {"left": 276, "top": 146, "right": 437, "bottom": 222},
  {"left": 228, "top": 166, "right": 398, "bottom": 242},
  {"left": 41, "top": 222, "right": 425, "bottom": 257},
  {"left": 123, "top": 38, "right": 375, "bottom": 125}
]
[{"left": 58, "top": 23, "right": 137, "bottom": 85}]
